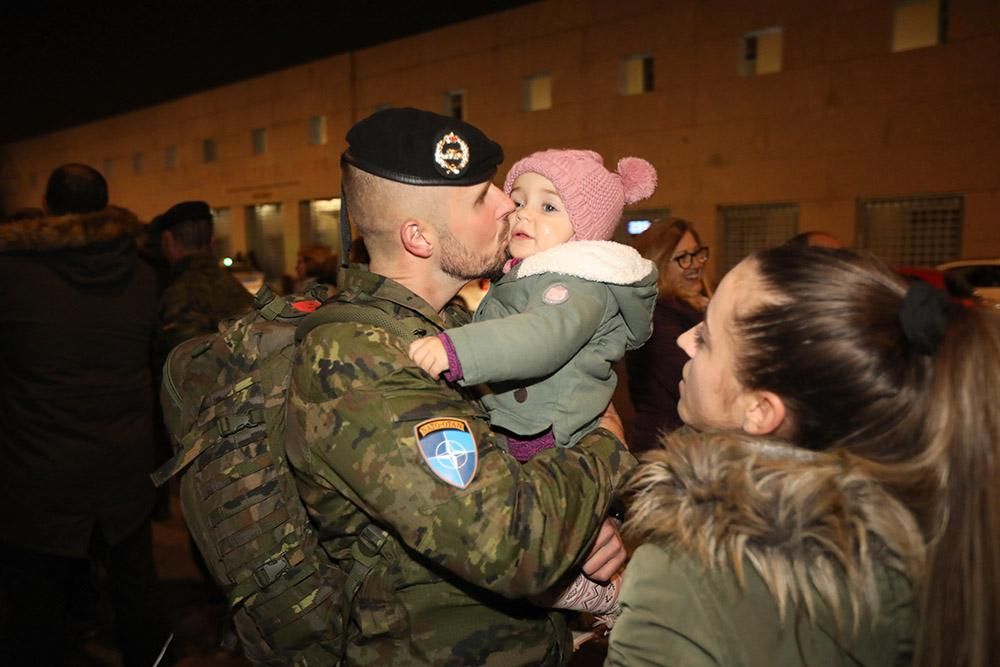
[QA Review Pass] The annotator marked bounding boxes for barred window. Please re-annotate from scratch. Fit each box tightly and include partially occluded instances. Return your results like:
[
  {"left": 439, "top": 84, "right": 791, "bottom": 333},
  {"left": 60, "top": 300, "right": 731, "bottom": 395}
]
[
  {"left": 719, "top": 203, "right": 799, "bottom": 273},
  {"left": 858, "top": 194, "right": 962, "bottom": 266}
]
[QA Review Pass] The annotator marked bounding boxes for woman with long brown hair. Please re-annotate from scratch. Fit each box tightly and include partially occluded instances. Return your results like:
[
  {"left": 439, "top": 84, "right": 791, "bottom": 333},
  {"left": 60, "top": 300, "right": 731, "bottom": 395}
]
[
  {"left": 626, "top": 218, "right": 711, "bottom": 452},
  {"left": 607, "top": 245, "right": 999, "bottom": 666}
]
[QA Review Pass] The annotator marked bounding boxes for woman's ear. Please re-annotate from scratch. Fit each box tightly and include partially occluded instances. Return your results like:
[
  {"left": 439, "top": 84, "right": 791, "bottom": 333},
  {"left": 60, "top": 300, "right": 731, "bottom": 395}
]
[
  {"left": 741, "top": 390, "right": 787, "bottom": 436},
  {"left": 400, "top": 219, "right": 433, "bottom": 259}
]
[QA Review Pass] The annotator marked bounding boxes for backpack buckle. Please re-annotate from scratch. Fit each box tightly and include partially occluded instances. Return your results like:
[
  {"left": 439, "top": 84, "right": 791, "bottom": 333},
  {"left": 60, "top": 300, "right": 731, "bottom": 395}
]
[
  {"left": 253, "top": 556, "right": 290, "bottom": 589},
  {"left": 217, "top": 410, "right": 264, "bottom": 437}
]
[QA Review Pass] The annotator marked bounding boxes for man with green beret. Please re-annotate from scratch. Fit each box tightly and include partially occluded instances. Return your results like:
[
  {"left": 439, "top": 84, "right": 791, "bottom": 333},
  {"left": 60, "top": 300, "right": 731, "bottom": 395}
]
[{"left": 285, "top": 107, "right": 634, "bottom": 665}]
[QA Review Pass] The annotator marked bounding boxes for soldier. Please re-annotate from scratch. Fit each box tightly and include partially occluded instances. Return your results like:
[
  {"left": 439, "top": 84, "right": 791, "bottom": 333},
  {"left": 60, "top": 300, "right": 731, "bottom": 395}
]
[
  {"left": 285, "top": 107, "right": 634, "bottom": 665},
  {"left": 154, "top": 200, "right": 253, "bottom": 362}
]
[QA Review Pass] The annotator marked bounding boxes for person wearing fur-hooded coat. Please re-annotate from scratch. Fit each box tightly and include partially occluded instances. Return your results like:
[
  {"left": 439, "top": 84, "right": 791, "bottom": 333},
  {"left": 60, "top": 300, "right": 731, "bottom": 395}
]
[
  {"left": 0, "top": 199, "right": 172, "bottom": 665},
  {"left": 606, "top": 429, "right": 920, "bottom": 667}
]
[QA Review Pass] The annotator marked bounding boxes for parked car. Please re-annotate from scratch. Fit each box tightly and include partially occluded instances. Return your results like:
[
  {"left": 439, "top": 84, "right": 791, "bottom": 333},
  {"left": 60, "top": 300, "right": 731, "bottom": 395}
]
[{"left": 936, "top": 258, "right": 1000, "bottom": 304}]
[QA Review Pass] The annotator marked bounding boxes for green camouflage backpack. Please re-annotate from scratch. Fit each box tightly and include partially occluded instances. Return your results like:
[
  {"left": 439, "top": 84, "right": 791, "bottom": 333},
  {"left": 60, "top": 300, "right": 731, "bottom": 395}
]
[{"left": 152, "top": 284, "right": 419, "bottom": 666}]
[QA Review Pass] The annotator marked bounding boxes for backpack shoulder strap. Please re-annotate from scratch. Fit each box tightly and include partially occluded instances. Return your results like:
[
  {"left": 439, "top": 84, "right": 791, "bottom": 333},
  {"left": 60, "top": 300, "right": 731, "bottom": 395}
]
[{"left": 295, "top": 302, "right": 428, "bottom": 344}]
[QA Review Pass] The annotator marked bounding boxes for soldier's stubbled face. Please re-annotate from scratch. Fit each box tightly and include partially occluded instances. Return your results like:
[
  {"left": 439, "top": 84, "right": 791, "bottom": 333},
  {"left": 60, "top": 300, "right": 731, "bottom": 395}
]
[{"left": 438, "top": 182, "right": 513, "bottom": 282}]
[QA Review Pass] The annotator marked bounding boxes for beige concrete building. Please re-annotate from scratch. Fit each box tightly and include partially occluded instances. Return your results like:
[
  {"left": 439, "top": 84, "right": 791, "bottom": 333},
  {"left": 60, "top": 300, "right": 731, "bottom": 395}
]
[{"left": 2, "top": 0, "right": 998, "bottom": 280}]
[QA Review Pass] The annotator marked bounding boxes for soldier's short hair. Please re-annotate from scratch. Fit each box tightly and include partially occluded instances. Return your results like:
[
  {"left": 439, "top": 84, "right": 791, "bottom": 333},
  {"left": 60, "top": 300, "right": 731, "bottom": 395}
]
[
  {"left": 156, "top": 201, "right": 214, "bottom": 251},
  {"left": 45, "top": 164, "right": 109, "bottom": 215}
]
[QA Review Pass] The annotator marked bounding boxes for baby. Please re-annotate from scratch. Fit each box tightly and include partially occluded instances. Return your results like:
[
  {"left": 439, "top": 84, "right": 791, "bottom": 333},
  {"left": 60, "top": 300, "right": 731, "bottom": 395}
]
[{"left": 409, "top": 148, "right": 658, "bottom": 461}]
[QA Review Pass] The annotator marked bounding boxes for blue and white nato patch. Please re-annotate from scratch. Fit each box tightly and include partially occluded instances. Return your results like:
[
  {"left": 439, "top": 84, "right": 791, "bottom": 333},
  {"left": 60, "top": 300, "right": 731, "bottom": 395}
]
[{"left": 414, "top": 418, "right": 478, "bottom": 489}]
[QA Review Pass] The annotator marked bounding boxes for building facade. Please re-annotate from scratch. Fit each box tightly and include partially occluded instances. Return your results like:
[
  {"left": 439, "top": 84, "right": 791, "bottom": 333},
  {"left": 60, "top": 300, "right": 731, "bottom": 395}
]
[{"left": 2, "top": 0, "right": 998, "bottom": 279}]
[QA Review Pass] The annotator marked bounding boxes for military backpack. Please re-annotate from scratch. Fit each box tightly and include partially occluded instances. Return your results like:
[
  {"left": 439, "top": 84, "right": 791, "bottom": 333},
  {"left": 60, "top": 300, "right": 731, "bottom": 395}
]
[{"left": 152, "top": 284, "right": 417, "bottom": 666}]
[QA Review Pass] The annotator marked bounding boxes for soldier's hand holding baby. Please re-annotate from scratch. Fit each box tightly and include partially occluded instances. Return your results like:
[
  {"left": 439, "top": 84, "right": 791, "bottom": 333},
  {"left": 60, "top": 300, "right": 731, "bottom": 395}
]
[{"left": 408, "top": 336, "right": 450, "bottom": 378}]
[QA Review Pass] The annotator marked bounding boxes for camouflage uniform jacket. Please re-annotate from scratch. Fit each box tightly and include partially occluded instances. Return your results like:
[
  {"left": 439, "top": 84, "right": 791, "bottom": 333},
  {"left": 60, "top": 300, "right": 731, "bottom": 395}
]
[
  {"left": 286, "top": 266, "right": 635, "bottom": 666},
  {"left": 156, "top": 252, "right": 253, "bottom": 361}
]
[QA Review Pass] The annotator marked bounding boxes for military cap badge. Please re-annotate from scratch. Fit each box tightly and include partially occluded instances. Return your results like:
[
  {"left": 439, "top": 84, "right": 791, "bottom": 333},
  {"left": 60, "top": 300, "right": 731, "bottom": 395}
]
[
  {"left": 433, "top": 130, "right": 471, "bottom": 178},
  {"left": 414, "top": 417, "right": 478, "bottom": 489}
]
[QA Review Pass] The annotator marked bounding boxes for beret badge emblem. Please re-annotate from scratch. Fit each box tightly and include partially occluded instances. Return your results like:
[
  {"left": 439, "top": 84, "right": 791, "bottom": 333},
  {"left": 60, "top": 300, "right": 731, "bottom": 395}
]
[{"left": 433, "top": 130, "right": 471, "bottom": 178}]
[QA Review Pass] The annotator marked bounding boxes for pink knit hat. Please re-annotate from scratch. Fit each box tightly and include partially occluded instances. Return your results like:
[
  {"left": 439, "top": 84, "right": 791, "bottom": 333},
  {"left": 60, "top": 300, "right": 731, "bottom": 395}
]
[{"left": 503, "top": 149, "right": 657, "bottom": 241}]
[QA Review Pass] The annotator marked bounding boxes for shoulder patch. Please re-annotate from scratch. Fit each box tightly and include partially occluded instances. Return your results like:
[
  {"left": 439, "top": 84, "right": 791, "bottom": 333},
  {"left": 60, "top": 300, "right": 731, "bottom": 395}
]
[
  {"left": 414, "top": 418, "right": 478, "bottom": 489},
  {"left": 542, "top": 282, "right": 570, "bottom": 305}
]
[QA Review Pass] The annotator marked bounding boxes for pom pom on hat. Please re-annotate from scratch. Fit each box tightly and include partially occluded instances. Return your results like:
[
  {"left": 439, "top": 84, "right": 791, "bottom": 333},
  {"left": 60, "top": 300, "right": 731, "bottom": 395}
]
[
  {"left": 504, "top": 149, "right": 658, "bottom": 242},
  {"left": 618, "top": 157, "right": 657, "bottom": 204}
]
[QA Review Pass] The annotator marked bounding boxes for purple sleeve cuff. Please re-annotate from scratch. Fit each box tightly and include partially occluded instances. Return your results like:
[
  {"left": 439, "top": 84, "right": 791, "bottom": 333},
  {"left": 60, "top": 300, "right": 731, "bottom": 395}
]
[
  {"left": 439, "top": 333, "right": 464, "bottom": 383},
  {"left": 507, "top": 430, "right": 556, "bottom": 462}
]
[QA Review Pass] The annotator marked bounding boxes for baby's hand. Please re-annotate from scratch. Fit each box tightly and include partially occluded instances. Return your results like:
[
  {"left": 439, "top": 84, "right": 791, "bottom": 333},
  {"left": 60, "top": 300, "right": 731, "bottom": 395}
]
[{"left": 408, "top": 336, "right": 450, "bottom": 378}]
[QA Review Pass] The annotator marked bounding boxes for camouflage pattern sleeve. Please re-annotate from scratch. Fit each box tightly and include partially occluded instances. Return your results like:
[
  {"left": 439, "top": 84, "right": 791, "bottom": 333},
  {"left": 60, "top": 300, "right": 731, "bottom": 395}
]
[
  {"left": 156, "top": 258, "right": 253, "bottom": 361},
  {"left": 289, "top": 320, "right": 634, "bottom": 598}
]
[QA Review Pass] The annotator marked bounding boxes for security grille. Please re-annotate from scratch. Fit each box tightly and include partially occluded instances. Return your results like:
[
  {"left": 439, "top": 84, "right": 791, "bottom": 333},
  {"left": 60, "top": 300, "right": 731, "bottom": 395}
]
[
  {"left": 858, "top": 195, "right": 962, "bottom": 266},
  {"left": 719, "top": 203, "right": 799, "bottom": 273},
  {"left": 212, "top": 207, "right": 232, "bottom": 261},
  {"left": 299, "top": 198, "right": 342, "bottom": 256},
  {"left": 246, "top": 203, "right": 285, "bottom": 278}
]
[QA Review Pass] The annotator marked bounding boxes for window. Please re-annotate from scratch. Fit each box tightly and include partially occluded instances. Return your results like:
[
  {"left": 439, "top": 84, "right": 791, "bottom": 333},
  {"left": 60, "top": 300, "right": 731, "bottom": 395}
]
[
  {"left": 858, "top": 194, "right": 962, "bottom": 266},
  {"left": 523, "top": 73, "right": 552, "bottom": 111},
  {"left": 252, "top": 128, "right": 267, "bottom": 155},
  {"left": 102, "top": 159, "right": 113, "bottom": 178},
  {"left": 742, "top": 28, "right": 783, "bottom": 76},
  {"left": 719, "top": 203, "right": 799, "bottom": 272},
  {"left": 620, "top": 54, "right": 654, "bottom": 96},
  {"left": 444, "top": 89, "right": 465, "bottom": 120},
  {"left": 212, "top": 207, "right": 232, "bottom": 261},
  {"left": 308, "top": 115, "right": 327, "bottom": 146},
  {"left": 132, "top": 152, "right": 143, "bottom": 174},
  {"left": 246, "top": 203, "right": 285, "bottom": 279},
  {"left": 165, "top": 145, "right": 177, "bottom": 169},
  {"left": 299, "top": 198, "right": 342, "bottom": 249},
  {"left": 892, "top": 0, "right": 947, "bottom": 52},
  {"left": 202, "top": 138, "right": 217, "bottom": 163},
  {"left": 622, "top": 209, "right": 671, "bottom": 241}
]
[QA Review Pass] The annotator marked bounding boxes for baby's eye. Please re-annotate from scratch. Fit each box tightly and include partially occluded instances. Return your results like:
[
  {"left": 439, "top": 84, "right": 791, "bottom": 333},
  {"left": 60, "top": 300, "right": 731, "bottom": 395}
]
[
  {"left": 512, "top": 199, "right": 524, "bottom": 208},
  {"left": 542, "top": 203, "right": 558, "bottom": 213}
]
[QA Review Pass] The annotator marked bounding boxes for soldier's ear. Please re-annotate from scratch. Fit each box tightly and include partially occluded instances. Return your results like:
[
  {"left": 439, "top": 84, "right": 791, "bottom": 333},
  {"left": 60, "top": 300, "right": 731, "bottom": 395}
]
[{"left": 400, "top": 219, "right": 434, "bottom": 259}]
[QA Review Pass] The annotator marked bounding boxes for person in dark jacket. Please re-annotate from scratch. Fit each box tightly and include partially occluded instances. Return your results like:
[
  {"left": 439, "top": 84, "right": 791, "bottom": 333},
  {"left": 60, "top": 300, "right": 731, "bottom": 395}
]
[
  {"left": 626, "top": 218, "right": 711, "bottom": 452},
  {"left": 154, "top": 200, "right": 253, "bottom": 364},
  {"left": 0, "top": 164, "right": 172, "bottom": 666}
]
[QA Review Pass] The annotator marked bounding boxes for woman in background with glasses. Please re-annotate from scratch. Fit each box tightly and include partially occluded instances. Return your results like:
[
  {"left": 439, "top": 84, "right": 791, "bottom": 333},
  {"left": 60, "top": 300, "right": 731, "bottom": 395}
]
[{"left": 626, "top": 218, "right": 711, "bottom": 453}]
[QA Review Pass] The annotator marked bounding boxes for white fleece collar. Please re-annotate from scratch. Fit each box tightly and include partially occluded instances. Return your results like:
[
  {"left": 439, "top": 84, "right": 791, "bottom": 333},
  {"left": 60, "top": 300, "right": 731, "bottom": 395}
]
[{"left": 514, "top": 240, "right": 655, "bottom": 285}]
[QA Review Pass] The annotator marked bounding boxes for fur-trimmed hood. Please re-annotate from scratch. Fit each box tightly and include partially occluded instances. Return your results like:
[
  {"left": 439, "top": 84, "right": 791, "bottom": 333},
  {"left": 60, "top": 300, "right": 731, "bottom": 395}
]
[
  {"left": 0, "top": 207, "right": 146, "bottom": 286},
  {"left": 619, "top": 428, "right": 926, "bottom": 632}
]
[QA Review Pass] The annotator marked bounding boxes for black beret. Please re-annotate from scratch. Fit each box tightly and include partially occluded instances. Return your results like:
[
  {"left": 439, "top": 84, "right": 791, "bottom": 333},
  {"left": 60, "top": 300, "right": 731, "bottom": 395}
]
[
  {"left": 156, "top": 201, "right": 212, "bottom": 231},
  {"left": 343, "top": 107, "right": 503, "bottom": 186}
]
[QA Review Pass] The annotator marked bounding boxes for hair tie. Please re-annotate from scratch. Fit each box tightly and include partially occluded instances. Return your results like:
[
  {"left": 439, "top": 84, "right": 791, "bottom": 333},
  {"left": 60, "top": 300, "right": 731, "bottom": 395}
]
[{"left": 899, "top": 280, "right": 950, "bottom": 355}]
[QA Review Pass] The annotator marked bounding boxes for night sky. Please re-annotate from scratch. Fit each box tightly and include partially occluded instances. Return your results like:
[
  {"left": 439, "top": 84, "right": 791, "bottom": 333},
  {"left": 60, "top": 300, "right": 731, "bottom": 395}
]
[{"left": 0, "top": 1, "right": 534, "bottom": 144}]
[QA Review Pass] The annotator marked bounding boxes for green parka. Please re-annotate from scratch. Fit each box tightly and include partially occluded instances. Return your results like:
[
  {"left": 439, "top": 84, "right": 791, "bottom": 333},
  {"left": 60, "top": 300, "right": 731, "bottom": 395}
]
[
  {"left": 607, "top": 430, "right": 922, "bottom": 667},
  {"left": 446, "top": 240, "right": 657, "bottom": 447}
]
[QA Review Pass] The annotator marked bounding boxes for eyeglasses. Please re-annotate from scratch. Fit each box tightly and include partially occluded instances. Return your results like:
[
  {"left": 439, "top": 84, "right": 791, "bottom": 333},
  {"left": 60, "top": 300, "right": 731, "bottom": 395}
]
[{"left": 672, "top": 246, "right": 710, "bottom": 269}]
